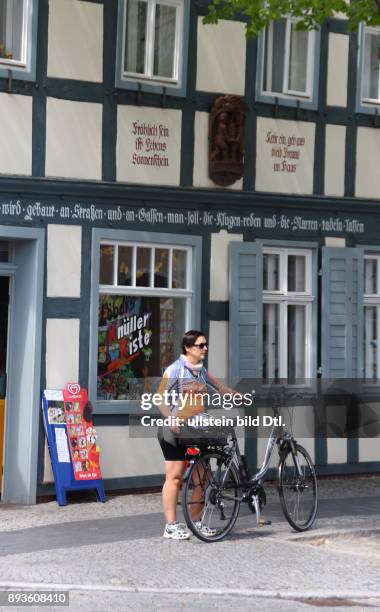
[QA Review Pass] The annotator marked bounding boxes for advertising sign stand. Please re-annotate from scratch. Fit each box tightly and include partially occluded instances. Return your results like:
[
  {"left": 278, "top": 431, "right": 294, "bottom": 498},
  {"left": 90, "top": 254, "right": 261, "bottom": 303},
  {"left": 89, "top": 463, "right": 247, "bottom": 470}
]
[{"left": 42, "top": 384, "right": 106, "bottom": 506}]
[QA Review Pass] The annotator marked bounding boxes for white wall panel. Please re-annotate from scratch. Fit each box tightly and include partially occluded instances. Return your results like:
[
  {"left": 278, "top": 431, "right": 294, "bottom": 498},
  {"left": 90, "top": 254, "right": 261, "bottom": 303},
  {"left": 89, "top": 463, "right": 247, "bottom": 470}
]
[
  {"left": 193, "top": 112, "right": 243, "bottom": 189},
  {"left": 46, "top": 319, "right": 80, "bottom": 389},
  {"left": 210, "top": 229, "right": 243, "bottom": 300},
  {"left": 117, "top": 106, "right": 181, "bottom": 186},
  {"left": 46, "top": 98, "right": 102, "bottom": 180},
  {"left": 327, "top": 34, "right": 349, "bottom": 107},
  {"left": 327, "top": 439, "right": 347, "bottom": 464},
  {"left": 325, "top": 124, "right": 346, "bottom": 197},
  {"left": 47, "top": 225, "right": 82, "bottom": 297},
  {"left": 48, "top": 0, "right": 103, "bottom": 82},
  {"left": 356, "top": 127, "right": 380, "bottom": 199},
  {"left": 256, "top": 118, "right": 315, "bottom": 195},
  {"left": 359, "top": 438, "right": 380, "bottom": 462},
  {"left": 208, "top": 321, "right": 228, "bottom": 379},
  {"left": 96, "top": 427, "right": 164, "bottom": 478},
  {"left": 196, "top": 19, "right": 246, "bottom": 94},
  {"left": 0, "top": 93, "right": 32, "bottom": 176}
]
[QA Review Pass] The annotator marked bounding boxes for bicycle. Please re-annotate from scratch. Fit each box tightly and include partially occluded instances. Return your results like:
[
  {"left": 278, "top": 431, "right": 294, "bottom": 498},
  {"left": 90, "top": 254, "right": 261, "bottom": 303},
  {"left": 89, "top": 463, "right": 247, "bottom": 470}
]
[{"left": 181, "top": 393, "right": 318, "bottom": 543}]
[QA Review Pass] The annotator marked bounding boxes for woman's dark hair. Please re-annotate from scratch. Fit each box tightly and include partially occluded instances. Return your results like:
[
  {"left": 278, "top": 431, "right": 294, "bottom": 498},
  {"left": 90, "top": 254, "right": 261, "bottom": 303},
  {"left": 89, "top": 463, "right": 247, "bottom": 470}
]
[{"left": 181, "top": 330, "right": 205, "bottom": 355}]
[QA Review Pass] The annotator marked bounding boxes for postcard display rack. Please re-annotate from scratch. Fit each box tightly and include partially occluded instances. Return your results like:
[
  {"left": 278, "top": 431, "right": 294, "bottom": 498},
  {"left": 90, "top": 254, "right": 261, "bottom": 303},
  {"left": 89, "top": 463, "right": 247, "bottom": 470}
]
[{"left": 42, "top": 383, "right": 105, "bottom": 505}]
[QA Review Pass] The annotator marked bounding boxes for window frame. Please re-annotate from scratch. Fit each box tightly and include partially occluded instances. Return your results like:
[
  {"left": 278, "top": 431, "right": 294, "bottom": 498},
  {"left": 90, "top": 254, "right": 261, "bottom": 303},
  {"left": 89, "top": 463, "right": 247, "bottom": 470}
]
[
  {"left": 115, "top": 0, "right": 190, "bottom": 97},
  {"left": 357, "top": 24, "right": 380, "bottom": 114},
  {"left": 363, "top": 252, "right": 380, "bottom": 379},
  {"left": 256, "top": 17, "right": 320, "bottom": 110},
  {"left": 0, "top": 0, "right": 38, "bottom": 81},
  {"left": 90, "top": 229, "right": 202, "bottom": 414},
  {"left": 262, "top": 246, "right": 314, "bottom": 380}
]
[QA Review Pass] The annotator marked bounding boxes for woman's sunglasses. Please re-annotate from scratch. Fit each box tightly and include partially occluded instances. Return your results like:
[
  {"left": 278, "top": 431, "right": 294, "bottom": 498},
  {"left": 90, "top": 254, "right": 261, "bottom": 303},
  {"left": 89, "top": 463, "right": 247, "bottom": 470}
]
[{"left": 193, "top": 342, "right": 208, "bottom": 349}]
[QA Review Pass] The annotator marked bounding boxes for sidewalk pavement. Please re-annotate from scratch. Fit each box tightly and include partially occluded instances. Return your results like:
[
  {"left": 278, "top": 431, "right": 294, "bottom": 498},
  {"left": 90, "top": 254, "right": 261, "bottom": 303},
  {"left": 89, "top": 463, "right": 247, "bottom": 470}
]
[{"left": 0, "top": 475, "right": 379, "bottom": 611}]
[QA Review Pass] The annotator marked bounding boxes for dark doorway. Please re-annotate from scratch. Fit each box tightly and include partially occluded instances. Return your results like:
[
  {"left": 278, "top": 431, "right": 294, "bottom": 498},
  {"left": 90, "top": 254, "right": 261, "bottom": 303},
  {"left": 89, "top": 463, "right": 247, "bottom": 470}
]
[{"left": 0, "top": 275, "right": 9, "bottom": 494}]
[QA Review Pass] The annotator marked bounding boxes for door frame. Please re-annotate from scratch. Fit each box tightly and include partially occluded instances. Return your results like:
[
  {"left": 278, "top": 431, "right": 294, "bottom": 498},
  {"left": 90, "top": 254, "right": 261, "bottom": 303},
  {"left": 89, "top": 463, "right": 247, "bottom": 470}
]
[{"left": 0, "top": 226, "right": 44, "bottom": 504}]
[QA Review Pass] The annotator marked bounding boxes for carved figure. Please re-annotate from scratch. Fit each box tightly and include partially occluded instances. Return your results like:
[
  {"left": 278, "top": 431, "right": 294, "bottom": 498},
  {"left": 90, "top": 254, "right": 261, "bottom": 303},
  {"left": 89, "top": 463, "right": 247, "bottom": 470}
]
[{"left": 209, "top": 95, "right": 246, "bottom": 186}]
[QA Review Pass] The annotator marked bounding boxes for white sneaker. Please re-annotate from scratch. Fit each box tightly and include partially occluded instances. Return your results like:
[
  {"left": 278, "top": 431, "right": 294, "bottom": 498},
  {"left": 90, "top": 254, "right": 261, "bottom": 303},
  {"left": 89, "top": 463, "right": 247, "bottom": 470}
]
[
  {"left": 163, "top": 522, "right": 190, "bottom": 540},
  {"left": 194, "top": 521, "right": 217, "bottom": 536}
]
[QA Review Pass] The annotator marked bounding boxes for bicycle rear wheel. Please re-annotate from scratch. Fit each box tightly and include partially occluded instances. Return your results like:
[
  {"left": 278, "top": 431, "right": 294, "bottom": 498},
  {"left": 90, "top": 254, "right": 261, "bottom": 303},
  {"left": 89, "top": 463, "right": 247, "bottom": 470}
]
[
  {"left": 278, "top": 443, "right": 318, "bottom": 532},
  {"left": 182, "top": 451, "right": 241, "bottom": 542}
]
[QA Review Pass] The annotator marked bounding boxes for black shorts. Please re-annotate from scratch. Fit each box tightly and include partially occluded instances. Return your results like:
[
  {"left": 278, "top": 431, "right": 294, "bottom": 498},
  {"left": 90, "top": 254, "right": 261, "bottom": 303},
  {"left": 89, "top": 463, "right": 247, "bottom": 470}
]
[{"left": 157, "top": 426, "right": 187, "bottom": 461}]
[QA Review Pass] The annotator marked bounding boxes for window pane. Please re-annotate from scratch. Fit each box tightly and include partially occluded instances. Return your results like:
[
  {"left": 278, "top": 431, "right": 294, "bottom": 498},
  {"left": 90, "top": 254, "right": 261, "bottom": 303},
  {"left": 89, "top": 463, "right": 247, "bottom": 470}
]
[
  {"left": 263, "top": 20, "right": 286, "bottom": 93},
  {"left": 263, "top": 254, "right": 279, "bottom": 291},
  {"left": 288, "top": 305, "right": 306, "bottom": 379},
  {"left": 0, "top": 0, "right": 24, "bottom": 62},
  {"left": 263, "top": 303, "right": 279, "bottom": 379},
  {"left": 99, "top": 245, "right": 114, "bottom": 285},
  {"left": 363, "top": 30, "right": 380, "bottom": 101},
  {"left": 118, "top": 246, "right": 133, "bottom": 286},
  {"left": 97, "top": 294, "right": 186, "bottom": 399},
  {"left": 136, "top": 247, "right": 151, "bottom": 287},
  {"left": 288, "top": 255, "right": 306, "bottom": 292},
  {"left": 153, "top": 3, "right": 176, "bottom": 79},
  {"left": 124, "top": 0, "right": 147, "bottom": 74},
  {"left": 288, "top": 23, "right": 308, "bottom": 93},
  {"left": 154, "top": 248, "right": 169, "bottom": 287},
  {"left": 172, "top": 249, "right": 186, "bottom": 288},
  {"left": 365, "top": 258, "right": 377, "bottom": 294},
  {"left": 0, "top": 240, "right": 8, "bottom": 262},
  {"left": 364, "top": 306, "right": 377, "bottom": 379}
]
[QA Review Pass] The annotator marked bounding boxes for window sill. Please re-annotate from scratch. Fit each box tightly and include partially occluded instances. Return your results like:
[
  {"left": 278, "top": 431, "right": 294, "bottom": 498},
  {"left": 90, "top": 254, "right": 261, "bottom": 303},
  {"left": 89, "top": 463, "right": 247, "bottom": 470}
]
[
  {"left": 256, "top": 91, "right": 317, "bottom": 111},
  {"left": 115, "top": 76, "right": 186, "bottom": 98}
]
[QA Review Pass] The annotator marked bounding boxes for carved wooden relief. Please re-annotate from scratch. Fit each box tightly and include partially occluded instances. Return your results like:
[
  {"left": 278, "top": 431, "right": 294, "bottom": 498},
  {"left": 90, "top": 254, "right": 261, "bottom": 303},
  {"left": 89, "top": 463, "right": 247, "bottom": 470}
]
[{"left": 209, "top": 95, "right": 246, "bottom": 187}]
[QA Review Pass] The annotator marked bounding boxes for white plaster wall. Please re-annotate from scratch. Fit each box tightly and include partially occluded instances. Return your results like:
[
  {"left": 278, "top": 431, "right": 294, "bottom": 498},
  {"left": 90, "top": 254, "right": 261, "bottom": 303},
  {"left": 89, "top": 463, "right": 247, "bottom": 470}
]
[
  {"left": 117, "top": 106, "right": 181, "bottom": 186},
  {"left": 46, "top": 319, "right": 80, "bottom": 388},
  {"left": 46, "top": 98, "right": 102, "bottom": 180},
  {"left": 47, "top": 225, "right": 82, "bottom": 297},
  {"left": 196, "top": 19, "right": 246, "bottom": 95},
  {"left": 0, "top": 93, "right": 32, "bottom": 175},
  {"left": 257, "top": 406, "right": 315, "bottom": 467},
  {"left": 96, "top": 427, "right": 164, "bottom": 478},
  {"left": 356, "top": 127, "right": 380, "bottom": 199},
  {"left": 324, "top": 124, "right": 346, "bottom": 197},
  {"left": 48, "top": 0, "right": 103, "bottom": 82},
  {"left": 327, "top": 34, "right": 349, "bottom": 107},
  {"left": 327, "top": 439, "right": 347, "bottom": 464},
  {"left": 210, "top": 230, "right": 243, "bottom": 301},
  {"left": 255, "top": 118, "right": 315, "bottom": 195},
  {"left": 43, "top": 439, "right": 54, "bottom": 483},
  {"left": 208, "top": 321, "right": 228, "bottom": 379},
  {"left": 359, "top": 438, "right": 380, "bottom": 462},
  {"left": 193, "top": 112, "right": 243, "bottom": 189}
]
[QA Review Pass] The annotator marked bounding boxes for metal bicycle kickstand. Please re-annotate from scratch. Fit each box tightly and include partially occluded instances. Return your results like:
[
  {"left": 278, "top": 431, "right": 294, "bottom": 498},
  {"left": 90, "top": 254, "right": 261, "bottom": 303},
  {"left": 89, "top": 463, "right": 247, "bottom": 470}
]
[{"left": 250, "top": 486, "right": 272, "bottom": 527}]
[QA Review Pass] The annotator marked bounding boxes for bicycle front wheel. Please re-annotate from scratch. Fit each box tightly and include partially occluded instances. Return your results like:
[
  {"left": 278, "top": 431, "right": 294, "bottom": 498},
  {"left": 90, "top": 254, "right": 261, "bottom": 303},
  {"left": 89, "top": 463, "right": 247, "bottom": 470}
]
[
  {"left": 182, "top": 451, "right": 241, "bottom": 542},
  {"left": 278, "top": 443, "right": 318, "bottom": 532}
]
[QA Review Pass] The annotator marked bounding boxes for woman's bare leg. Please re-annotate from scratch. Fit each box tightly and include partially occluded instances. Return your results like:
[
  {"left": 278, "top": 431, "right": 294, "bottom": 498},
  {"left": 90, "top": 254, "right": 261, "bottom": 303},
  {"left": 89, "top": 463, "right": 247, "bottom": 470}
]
[{"left": 162, "top": 460, "right": 187, "bottom": 523}]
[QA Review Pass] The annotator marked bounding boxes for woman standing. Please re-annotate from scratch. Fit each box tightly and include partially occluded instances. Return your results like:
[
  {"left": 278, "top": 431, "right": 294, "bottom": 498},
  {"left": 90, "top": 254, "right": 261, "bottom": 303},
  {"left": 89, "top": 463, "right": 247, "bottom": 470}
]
[{"left": 157, "top": 330, "right": 238, "bottom": 540}]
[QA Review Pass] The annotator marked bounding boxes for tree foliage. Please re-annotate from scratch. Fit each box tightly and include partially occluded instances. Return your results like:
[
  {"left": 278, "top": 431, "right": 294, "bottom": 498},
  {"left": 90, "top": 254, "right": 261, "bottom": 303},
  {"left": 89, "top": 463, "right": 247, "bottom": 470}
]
[{"left": 203, "top": 0, "right": 380, "bottom": 36}]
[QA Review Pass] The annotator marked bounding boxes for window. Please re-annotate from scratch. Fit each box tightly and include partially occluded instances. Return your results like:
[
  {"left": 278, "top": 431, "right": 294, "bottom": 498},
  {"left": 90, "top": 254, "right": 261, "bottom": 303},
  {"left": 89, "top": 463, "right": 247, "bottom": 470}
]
[
  {"left": 364, "top": 254, "right": 380, "bottom": 378},
  {"left": 97, "top": 241, "right": 192, "bottom": 401},
  {"left": 263, "top": 248, "right": 313, "bottom": 381},
  {"left": 0, "top": 0, "right": 36, "bottom": 78},
  {"left": 361, "top": 26, "right": 380, "bottom": 106},
  {"left": 262, "top": 18, "right": 315, "bottom": 99},
  {"left": 116, "top": 0, "right": 189, "bottom": 94}
]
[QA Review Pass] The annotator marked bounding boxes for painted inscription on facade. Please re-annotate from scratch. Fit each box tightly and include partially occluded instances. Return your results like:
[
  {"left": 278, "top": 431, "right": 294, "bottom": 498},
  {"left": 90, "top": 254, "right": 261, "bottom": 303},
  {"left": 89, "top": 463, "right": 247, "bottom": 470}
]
[
  {"left": 256, "top": 118, "right": 315, "bottom": 195},
  {"left": 0, "top": 199, "right": 365, "bottom": 235},
  {"left": 117, "top": 106, "right": 181, "bottom": 186}
]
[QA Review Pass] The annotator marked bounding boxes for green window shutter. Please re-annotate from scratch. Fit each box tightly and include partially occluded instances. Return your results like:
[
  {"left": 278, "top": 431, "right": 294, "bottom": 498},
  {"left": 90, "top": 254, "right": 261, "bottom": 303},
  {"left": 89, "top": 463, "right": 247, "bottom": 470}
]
[
  {"left": 229, "top": 242, "right": 263, "bottom": 385},
  {"left": 322, "top": 248, "right": 363, "bottom": 378}
]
